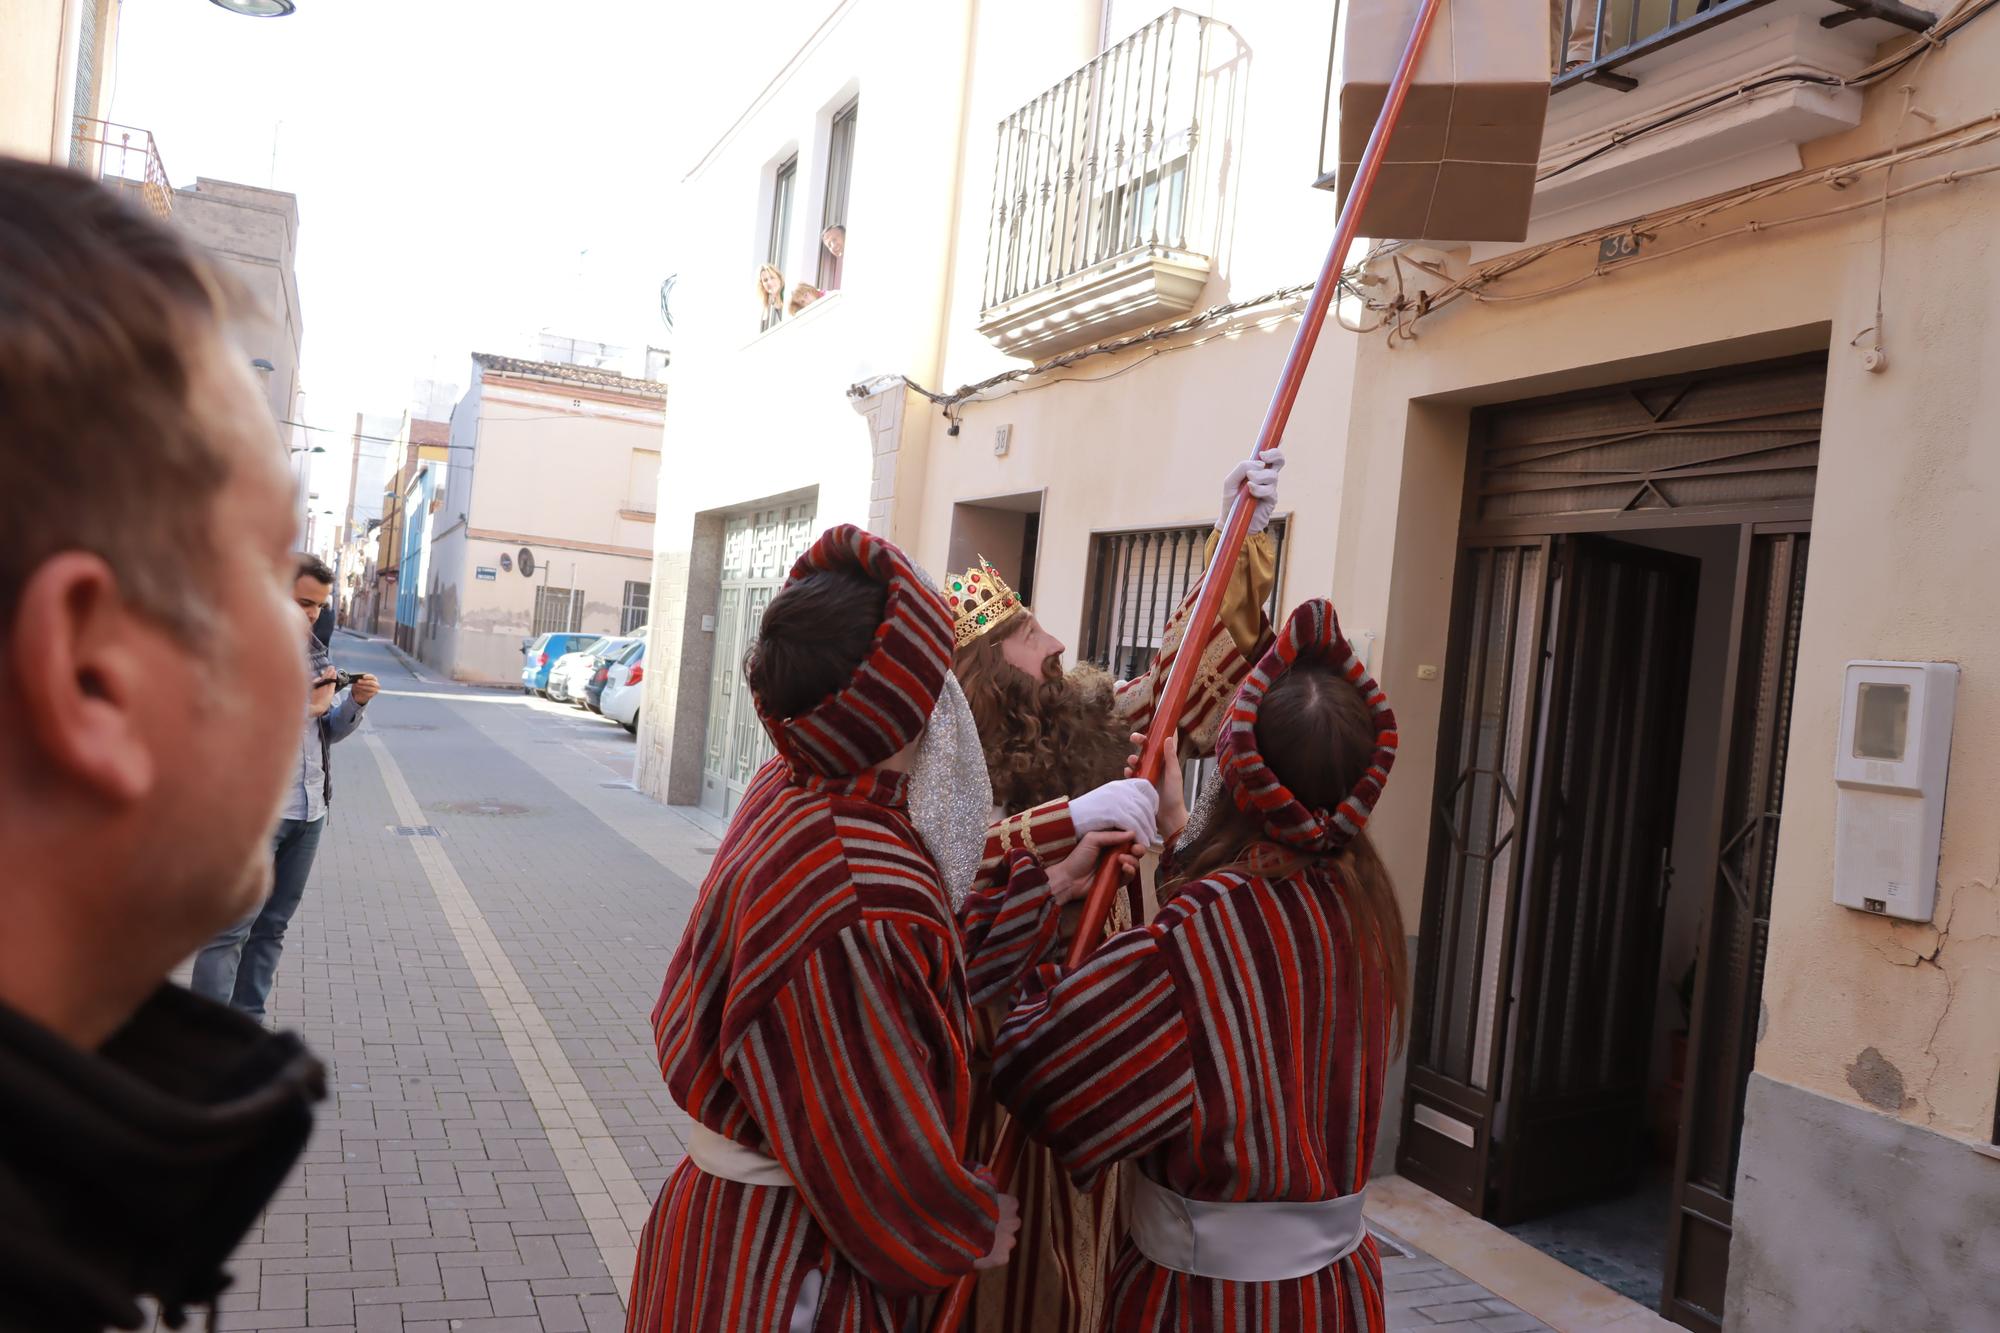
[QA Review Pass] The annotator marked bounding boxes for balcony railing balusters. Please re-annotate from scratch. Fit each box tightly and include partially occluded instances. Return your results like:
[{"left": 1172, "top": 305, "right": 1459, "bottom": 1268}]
[{"left": 982, "top": 9, "right": 1245, "bottom": 339}]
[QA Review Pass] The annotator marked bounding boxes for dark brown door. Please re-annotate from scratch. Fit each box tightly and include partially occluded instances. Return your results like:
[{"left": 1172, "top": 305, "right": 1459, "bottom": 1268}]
[
  {"left": 1491, "top": 536, "right": 1698, "bottom": 1223},
  {"left": 1660, "top": 531, "right": 1810, "bottom": 1332},
  {"left": 1398, "top": 539, "right": 1556, "bottom": 1209}
]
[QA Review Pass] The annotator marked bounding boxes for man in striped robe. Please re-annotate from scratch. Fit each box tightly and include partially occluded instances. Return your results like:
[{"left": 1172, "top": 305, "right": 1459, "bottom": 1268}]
[
  {"left": 946, "top": 453, "right": 1287, "bottom": 1333},
  {"left": 629, "top": 525, "right": 1092, "bottom": 1333}
]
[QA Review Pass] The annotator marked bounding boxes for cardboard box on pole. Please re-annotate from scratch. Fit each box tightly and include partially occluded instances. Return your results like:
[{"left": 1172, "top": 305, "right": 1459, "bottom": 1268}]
[{"left": 1330, "top": 0, "right": 1551, "bottom": 242}]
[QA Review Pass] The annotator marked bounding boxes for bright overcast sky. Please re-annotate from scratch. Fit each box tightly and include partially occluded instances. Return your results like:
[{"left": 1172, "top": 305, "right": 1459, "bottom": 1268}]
[{"left": 108, "top": 0, "right": 787, "bottom": 516}]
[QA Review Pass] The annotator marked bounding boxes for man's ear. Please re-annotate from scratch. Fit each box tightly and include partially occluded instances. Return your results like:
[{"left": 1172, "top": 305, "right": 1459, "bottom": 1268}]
[{"left": 8, "top": 553, "right": 160, "bottom": 803}]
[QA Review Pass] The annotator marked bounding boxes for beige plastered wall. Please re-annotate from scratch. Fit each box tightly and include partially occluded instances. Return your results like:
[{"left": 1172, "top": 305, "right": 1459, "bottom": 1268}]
[
  {"left": 1338, "top": 27, "right": 2000, "bottom": 1145},
  {"left": 0, "top": 0, "right": 98, "bottom": 162},
  {"left": 426, "top": 375, "right": 663, "bottom": 683}
]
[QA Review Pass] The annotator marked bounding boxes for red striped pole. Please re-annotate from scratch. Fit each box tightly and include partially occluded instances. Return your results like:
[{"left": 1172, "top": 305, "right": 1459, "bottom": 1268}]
[{"left": 928, "top": 2, "right": 1448, "bottom": 1327}]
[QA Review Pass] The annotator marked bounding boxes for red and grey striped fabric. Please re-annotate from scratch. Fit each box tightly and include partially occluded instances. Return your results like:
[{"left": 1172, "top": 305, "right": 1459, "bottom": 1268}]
[
  {"left": 959, "top": 553, "right": 1277, "bottom": 1333},
  {"left": 760, "top": 524, "right": 955, "bottom": 779},
  {"left": 987, "top": 595, "right": 1401, "bottom": 1333},
  {"left": 989, "top": 862, "right": 1395, "bottom": 1332},
  {"left": 1218, "top": 598, "right": 1397, "bottom": 854},
  {"left": 631, "top": 527, "right": 1060, "bottom": 1333}
]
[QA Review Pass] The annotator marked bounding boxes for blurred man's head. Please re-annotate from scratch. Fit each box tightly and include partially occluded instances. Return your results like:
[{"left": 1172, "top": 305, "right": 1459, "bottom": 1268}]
[
  {"left": 294, "top": 554, "right": 336, "bottom": 633},
  {"left": 0, "top": 158, "right": 304, "bottom": 1047}
]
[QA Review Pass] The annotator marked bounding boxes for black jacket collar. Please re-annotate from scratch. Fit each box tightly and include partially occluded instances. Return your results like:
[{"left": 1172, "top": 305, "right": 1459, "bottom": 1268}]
[{"left": 0, "top": 985, "right": 324, "bottom": 1330}]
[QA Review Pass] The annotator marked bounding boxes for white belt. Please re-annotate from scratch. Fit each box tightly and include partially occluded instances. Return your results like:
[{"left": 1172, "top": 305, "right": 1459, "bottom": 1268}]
[
  {"left": 1125, "top": 1170, "right": 1369, "bottom": 1283},
  {"left": 685, "top": 1125, "right": 823, "bottom": 1331},
  {"left": 686, "top": 1122, "right": 793, "bottom": 1188}
]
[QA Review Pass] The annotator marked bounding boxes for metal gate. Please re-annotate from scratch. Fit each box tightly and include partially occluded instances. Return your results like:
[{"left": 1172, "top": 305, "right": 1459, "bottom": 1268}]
[
  {"left": 1398, "top": 356, "right": 1823, "bottom": 1330},
  {"left": 699, "top": 501, "right": 815, "bottom": 819}
]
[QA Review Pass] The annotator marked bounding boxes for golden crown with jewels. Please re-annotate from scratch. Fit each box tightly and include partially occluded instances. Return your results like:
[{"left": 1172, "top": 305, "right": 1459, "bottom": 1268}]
[{"left": 946, "top": 557, "right": 1024, "bottom": 647}]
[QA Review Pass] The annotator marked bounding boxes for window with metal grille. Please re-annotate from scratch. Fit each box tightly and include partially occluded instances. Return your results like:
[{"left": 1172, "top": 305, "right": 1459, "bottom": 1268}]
[
  {"left": 763, "top": 155, "right": 797, "bottom": 331},
  {"left": 532, "top": 586, "right": 584, "bottom": 637},
  {"left": 621, "top": 580, "right": 651, "bottom": 635},
  {"left": 1080, "top": 518, "right": 1287, "bottom": 681},
  {"left": 818, "top": 99, "right": 857, "bottom": 290}
]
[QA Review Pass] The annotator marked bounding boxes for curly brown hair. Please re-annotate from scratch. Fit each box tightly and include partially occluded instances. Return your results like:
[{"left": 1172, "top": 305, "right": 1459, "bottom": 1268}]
[{"left": 954, "top": 618, "right": 1131, "bottom": 814}]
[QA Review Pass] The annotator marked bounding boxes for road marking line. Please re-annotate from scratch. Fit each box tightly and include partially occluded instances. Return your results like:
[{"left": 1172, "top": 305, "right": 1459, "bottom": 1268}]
[{"left": 360, "top": 731, "right": 648, "bottom": 1304}]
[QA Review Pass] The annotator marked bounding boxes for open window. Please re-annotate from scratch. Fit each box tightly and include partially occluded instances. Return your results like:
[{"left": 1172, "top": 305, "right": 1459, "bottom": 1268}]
[
  {"left": 761, "top": 154, "right": 796, "bottom": 331},
  {"left": 817, "top": 98, "right": 857, "bottom": 291}
]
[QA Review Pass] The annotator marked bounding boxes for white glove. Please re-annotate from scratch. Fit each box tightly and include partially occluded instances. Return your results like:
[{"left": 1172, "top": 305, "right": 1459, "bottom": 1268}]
[
  {"left": 1218, "top": 447, "right": 1286, "bottom": 534},
  {"left": 1069, "top": 777, "right": 1161, "bottom": 849}
]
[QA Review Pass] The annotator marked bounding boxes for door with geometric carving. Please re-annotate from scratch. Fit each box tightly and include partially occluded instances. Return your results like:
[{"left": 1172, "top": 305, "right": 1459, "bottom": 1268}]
[{"left": 699, "top": 501, "right": 815, "bottom": 819}]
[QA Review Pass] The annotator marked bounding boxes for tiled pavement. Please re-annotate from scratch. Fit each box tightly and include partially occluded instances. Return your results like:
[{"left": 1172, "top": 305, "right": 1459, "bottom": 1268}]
[{"left": 189, "top": 630, "right": 1554, "bottom": 1332}]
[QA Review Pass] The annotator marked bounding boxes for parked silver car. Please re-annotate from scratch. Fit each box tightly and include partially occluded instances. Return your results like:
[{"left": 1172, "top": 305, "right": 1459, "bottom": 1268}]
[{"left": 598, "top": 640, "right": 647, "bottom": 732}]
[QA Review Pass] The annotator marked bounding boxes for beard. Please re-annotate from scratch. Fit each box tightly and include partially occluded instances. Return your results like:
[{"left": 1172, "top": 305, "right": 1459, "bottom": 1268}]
[{"left": 962, "top": 650, "right": 1132, "bottom": 815}]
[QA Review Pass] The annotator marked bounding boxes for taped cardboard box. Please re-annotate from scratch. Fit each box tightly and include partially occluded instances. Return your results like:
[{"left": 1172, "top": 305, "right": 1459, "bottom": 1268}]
[{"left": 1331, "top": 0, "right": 1551, "bottom": 242}]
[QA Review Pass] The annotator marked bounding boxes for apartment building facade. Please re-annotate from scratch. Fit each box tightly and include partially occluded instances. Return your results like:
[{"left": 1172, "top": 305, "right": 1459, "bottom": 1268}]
[
  {"left": 413, "top": 354, "right": 665, "bottom": 683},
  {"left": 633, "top": 0, "right": 986, "bottom": 817}
]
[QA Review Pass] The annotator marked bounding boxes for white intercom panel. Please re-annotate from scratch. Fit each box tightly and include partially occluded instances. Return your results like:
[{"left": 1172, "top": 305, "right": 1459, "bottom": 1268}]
[{"left": 1832, "top": 661, "right": 1958, "bottom": 922}]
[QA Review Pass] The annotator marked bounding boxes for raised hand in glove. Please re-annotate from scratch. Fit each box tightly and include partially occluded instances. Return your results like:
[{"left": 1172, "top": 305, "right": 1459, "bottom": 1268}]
[
  {"left": 1068, "top": 776, "right": 1161, "bottom": 850},
  {"left": 1218, "top": 446, "right": 1286, "bottom": 535}
]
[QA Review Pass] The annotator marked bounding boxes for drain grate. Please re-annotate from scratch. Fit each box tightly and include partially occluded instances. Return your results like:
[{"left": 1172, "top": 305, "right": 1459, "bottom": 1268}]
[
  {"left": 600, "top": 781, "right": 638, "bottom": 790},
  {"left": 389, "top": 824, "right": 442, "bottom": 838}
]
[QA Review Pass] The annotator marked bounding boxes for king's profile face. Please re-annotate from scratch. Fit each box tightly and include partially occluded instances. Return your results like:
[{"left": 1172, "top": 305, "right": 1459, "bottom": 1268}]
[{"left": 1000, "top": 613, "right": 1065, "bottom": 679}]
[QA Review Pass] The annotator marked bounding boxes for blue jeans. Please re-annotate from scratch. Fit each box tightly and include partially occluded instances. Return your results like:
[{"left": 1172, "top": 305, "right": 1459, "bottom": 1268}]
[{"left": 191, "top": 816, "right": 324, "bottom": 1021}]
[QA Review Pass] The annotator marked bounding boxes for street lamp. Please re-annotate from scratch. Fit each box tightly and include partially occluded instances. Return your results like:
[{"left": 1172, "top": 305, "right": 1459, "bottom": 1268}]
[{"left": 207, "top": 0, "right": 297, "bottom": 16}]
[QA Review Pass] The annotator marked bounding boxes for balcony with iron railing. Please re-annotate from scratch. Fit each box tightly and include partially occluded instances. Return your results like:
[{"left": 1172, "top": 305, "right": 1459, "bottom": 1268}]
[
  {"left": 72, "top": 118, "right": 175, "bottom": 219},
  {"left": 978, "top": 9, "right": 1248, "bottom": 359},
  {"left": 1314, "top": 0, "right": 1941, "bottom": 244}
]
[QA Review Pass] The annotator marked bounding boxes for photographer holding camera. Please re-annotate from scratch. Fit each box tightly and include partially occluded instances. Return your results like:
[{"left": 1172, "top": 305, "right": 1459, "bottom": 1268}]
[{"left": 191, "top": 554, "right": 378, "bottom": 1023}]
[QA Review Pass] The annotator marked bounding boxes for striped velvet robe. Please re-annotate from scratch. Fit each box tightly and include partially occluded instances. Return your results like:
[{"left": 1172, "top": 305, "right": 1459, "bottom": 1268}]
[
  {"left": 989, "top": 861, "right": 1395, "bottom": 1333},
  {"left": 961, "top": 531, "right": 1279, "bottom": 1333},
  {"left": 628, "top": 756, "right": 1067, "bottom": 1333}
]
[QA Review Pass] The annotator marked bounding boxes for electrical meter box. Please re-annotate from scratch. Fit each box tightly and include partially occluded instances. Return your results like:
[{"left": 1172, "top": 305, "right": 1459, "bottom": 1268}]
[{"left": 1832, "top": 661, "right": 1958, "bottom": 922}]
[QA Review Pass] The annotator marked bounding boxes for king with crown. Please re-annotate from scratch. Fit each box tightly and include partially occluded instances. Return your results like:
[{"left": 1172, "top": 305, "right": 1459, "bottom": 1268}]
[{"left": 946, "top": 450, "right": 1287, "bottom": 1333}]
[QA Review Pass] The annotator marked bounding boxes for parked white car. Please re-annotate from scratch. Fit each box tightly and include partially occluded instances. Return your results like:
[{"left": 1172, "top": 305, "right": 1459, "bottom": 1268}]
[
  {"left": 599, "top": 640, "right": 647, "bottom": 732},
  {"left": 545, "top": 637, "right": 611, "bottom": 703}
]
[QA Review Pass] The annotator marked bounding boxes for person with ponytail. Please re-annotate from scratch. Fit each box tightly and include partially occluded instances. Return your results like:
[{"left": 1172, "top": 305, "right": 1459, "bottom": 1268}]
[{"left": 989, "top": 599, "right": 1406, "bottom": 1332}]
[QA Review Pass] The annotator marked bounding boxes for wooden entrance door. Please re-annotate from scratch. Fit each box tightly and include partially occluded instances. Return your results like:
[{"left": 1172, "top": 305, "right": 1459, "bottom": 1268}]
[
  {"left": 1397, "top": 535, "right": 1697, "bottom": 1216},
  {"left": 1660, "top": 530, "right": 1810, "bottom": 1332},
  {"left": 1403, "top": 357, "right": 1824, "bottom": 1311},
  {"left": 1397, "top": 538, "right": 1555, "bottom": 1210}
]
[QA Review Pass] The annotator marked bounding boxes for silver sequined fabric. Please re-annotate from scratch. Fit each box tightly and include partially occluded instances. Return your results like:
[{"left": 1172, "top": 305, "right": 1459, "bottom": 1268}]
[
  {"left": 909, "top": 671, "right": 993, "bottom": 909},
  {"left": 1175, "top": 765, "right": 1227, "bottom": 863}
]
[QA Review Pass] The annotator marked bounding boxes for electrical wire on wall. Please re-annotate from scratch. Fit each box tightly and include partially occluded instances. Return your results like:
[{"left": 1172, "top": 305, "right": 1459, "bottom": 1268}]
[{"left": 878, "top": 1, "right": 2000, "bottom": 419}]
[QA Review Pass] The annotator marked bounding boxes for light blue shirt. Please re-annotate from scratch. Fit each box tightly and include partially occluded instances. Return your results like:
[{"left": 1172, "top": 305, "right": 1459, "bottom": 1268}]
[{"left": 283, "top": 637, "right": 364, "bottom": 822}]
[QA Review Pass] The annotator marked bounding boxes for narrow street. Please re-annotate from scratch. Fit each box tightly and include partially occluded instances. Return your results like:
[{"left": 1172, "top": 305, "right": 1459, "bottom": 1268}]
[{"left": 207, "top": 630, "right": 1554, "bottom": 1333}]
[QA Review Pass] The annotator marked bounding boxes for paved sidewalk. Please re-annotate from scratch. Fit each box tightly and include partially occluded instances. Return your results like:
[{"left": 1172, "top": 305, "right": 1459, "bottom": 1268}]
[{"left": 185, "top": 631, "right": 1556, "bottom": 1332}]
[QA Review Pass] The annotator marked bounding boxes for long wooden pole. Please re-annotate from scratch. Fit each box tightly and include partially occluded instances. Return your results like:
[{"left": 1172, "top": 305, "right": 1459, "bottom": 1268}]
[{"left": 928, "top": 3, "right": 1447, "bottom": 1328}]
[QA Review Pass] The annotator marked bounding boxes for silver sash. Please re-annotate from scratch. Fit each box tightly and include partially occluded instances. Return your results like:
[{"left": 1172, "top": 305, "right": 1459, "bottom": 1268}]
[
  {"left": 1125, "top": 1170, "right": 1369, "bottom": 1283},
  {"left": 684, "top": 1125, "right": 822, "bottom": 1330}
]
